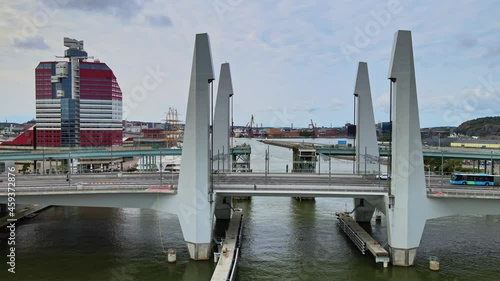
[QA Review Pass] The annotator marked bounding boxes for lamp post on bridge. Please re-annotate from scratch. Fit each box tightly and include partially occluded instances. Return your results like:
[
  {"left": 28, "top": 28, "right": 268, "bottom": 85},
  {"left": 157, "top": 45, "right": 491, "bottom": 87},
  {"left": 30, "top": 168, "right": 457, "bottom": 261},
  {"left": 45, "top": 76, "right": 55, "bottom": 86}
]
[
  {"left": 209, "top": 77, "right": 215, "bottom": 201},
  {"left": 427, "top": 165, "right": 431, "bottom": 188},
  {"left": 353, "top": 93, "right": 358, "bottom": 175},
  {"left": 491, "top": 150, "right": 494, "bottom": 175},
  {"left": 441, "top": 152, "right": 444, "bottom": 187},
  {"left": 329, "top": 145, "right": 332, "bottom": 186},
  {"left": 160, "top": 147, "right": 163, "bottom": 186},
  {"left": 42, "top": 148, "right": 45, "bottom": 175},
  {"left": 388, "top": 77, "right": 396, "bottom": 192},
  {"left": 67, "top": 151, "right": 72, "bottom": 188}
]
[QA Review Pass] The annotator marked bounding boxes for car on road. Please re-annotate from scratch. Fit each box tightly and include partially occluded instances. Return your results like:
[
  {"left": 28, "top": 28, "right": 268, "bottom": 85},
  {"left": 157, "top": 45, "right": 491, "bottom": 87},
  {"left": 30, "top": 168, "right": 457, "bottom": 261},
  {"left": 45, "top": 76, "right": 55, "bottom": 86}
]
[{"left": 376, "top": 173, "right": 390, "bottom": 180}]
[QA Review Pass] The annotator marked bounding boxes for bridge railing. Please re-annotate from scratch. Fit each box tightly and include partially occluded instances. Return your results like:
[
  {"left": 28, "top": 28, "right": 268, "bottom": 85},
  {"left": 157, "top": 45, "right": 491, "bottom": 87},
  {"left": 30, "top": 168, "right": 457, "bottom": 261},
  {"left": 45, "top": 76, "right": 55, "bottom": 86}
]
[
  {"left": 0, "top": 185, "right": 176, "bottom": 194},
  {"left": 214, "top": 185, "right": 388, "bottom": 194},
  {"left": 427, "top": 188, "right": 500, "bottom": 198}
]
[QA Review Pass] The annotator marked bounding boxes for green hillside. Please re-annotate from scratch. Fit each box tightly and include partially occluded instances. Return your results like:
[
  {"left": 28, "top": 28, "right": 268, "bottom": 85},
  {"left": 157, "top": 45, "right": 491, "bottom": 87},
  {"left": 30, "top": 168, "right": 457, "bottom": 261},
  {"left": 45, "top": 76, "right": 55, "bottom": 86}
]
[{"left": 455, "top": 116, "right": 500, "bottom": 137}]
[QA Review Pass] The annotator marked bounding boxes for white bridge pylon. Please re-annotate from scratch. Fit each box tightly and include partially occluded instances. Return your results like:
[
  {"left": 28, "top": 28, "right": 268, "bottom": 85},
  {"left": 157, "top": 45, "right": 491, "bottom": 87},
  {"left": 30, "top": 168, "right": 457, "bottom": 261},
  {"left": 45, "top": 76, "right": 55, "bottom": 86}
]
[
  {"left": 354, "top": 62, "right": 380, "bottom": 175},
  {"left": 213, "top": 63, "right": 234, "bottom": 173},
  {"left": 175, "top": 33, "right": 215, "bottom": 260},
  {"left": 385, "top": 30, "right": 427, "bottom": 267}
]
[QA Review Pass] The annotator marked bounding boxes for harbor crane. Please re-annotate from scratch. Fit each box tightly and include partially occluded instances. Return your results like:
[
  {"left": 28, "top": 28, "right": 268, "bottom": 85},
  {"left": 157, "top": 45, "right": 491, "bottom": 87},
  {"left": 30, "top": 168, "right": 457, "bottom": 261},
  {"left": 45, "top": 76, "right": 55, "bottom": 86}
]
[{"left": 309, "top": 119, "right": 317, "bottom": 138}]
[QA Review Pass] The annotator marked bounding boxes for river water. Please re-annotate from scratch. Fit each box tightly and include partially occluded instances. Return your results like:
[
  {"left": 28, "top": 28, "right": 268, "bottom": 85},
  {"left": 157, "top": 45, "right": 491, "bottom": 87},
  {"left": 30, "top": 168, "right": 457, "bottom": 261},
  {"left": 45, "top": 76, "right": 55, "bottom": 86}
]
[{"left": 1, "top": 138, "right": 500, "bottom": 280}]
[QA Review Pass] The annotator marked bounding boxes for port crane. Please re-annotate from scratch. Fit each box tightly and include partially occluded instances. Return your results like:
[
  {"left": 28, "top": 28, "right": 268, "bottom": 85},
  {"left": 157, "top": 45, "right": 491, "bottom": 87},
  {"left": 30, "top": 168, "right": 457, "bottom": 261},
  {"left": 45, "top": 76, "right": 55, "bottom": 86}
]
[
  {"left": 245, "top": 115, "right": 254, "bottom": 138},
  {"left": 309, "top": 119, "right": 317, "bottom": 138}
]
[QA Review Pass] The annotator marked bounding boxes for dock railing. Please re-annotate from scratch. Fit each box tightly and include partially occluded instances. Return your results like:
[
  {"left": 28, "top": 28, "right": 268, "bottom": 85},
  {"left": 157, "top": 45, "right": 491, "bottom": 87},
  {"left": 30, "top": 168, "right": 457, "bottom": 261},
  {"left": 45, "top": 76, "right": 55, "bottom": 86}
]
[{"left": 226, "top": 213, "right": 244, "bottom": 281}]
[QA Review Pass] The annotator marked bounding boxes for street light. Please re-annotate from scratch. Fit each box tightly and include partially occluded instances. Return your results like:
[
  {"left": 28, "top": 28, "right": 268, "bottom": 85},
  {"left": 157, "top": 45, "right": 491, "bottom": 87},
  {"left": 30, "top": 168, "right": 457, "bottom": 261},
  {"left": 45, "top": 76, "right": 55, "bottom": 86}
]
[
  {"left": 388, "top": 77, "right": 396, "bottom": 192},
  {"left": 441, "top": 152, "right": 444, "bottom": 187},
  {"left": 353, "top": 93, "right": 358, "bottom": 174},
  {"left": 42, "top": 148, "right": 45, "bottom": 175},
  {"left": 68, "top": 151, "right": 72, "bottom": 187},
  {"left": 209, "top": 78, "right": 215, "bottom": 201},
  {"left": 427, "top": 165, "right": 431, "bottom": 188},
  {"left": 230, "top": 92, "right": 234, "bottom": 159},
  {"left": 491, "top": 150, "right": 494, "bottom": 175},
  {"left": 160, "top": 147, "right": 163, "bottom": 186}
]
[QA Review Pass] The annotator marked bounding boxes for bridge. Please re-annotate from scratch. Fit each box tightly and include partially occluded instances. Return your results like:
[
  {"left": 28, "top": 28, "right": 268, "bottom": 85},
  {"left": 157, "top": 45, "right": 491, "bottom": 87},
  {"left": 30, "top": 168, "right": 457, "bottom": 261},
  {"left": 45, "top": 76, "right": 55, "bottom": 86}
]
[
  {"left": 3, "top": 172, "right": 500, "bottom": 200},
  {"left": 1, "top": 144, "right": 499, "bottom": 162},
  {"left": 3, "top": 31, "right": 500, "bottom": 267}
]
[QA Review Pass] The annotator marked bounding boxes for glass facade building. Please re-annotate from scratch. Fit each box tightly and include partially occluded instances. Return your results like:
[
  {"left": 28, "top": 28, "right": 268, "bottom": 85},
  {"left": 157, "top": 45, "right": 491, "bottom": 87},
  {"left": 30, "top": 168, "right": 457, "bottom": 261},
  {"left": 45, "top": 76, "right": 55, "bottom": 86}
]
[{"left": 35, "top": 38, "right": 122, "bottom": 147}]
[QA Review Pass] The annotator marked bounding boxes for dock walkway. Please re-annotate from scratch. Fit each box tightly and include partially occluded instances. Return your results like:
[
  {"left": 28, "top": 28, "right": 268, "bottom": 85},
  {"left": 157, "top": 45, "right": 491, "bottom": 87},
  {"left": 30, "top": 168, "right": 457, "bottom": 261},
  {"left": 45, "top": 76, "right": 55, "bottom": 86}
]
[
  {"left": 0, "top": 204, "right": 51, "bottom": 228},
  {"left": 336, "top": 212, "right": 390, "bottom": 267},
  {"left": 211, "top": 209, "right": 243, "bottom": 281}
]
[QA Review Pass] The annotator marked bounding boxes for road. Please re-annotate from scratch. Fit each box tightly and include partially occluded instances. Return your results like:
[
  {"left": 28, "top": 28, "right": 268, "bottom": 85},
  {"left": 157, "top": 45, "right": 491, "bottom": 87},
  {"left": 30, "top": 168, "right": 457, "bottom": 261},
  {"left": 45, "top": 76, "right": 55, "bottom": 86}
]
[
  {"left": 4, "top": 172, "right": 453, "bottom": 189},
  {"left": 2, "top": 173, "right": 500, "bottom": 200}
]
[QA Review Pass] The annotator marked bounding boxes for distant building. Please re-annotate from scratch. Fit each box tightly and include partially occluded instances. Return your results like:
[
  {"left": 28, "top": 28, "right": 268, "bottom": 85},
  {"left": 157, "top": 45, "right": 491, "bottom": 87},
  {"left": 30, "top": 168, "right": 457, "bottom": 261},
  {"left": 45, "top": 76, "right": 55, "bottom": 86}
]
[
  {"left": 0, "top": 126, "right": 35, "bottom": 147},
  {"left": 451, "top": 139, "right": 500, "bottom": 149},
  {"left": 347, "top": 124, "right": 356, "bottom": 137},
  {"left": 379, "top": 122, "right": 391, "bottom": 135},
  {"left": 35, "top": 37, "right": 122, "bottom": 147},
  {"left": 142, "top": 128, "right": 164, "bottom": 139}
]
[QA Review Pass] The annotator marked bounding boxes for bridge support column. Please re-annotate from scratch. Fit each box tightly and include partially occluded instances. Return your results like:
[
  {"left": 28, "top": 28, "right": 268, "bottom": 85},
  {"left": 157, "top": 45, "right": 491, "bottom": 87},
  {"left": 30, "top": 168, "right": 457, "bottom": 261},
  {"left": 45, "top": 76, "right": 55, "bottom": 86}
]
[
  {"left": 386, "top": 30, "right": 428, "bottom": 267},
  {"left": 354, "top": 198, "right": 375, "bottom": 223},
  {"left": 176, "top": 33, "right": 215, "bottom": 260},
  {"left": 214, "top": 196, "right": 232, "bottom": 220}
]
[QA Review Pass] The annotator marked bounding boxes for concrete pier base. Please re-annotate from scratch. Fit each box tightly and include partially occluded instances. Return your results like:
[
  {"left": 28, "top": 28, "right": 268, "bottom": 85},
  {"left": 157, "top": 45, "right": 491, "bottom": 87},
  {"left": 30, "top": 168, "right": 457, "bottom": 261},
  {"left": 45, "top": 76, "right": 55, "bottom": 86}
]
[
  {"left": 215, "top": 196, "right": 232, "bottom": 220},
  {"left": 233, "top": 196, "right": 251, "bottom": 200},
  {"left": 293, "top": 197, "right": 315, "bottom": 201},
  {"left": 354, "top": 198, "right": 375, "bottom": 223},
  {"left": 389, "top": 247, "right": 418, "bottom": 266},
  {"left": 186, "top": 242, "right": 212, "bottom": 260}
]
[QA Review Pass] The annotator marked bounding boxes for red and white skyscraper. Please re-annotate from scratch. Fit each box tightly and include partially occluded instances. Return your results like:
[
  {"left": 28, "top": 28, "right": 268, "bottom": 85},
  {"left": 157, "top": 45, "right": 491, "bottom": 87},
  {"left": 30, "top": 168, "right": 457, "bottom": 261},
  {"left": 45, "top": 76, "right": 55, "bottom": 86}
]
[{"left": 35, "top": 37, "right": 122, "bottom": 147}]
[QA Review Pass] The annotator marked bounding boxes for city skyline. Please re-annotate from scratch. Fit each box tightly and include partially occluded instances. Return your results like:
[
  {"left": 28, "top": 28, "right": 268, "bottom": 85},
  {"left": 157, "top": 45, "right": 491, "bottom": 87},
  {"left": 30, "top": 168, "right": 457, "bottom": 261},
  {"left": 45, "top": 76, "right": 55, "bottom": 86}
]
[{"left": 1, "top": 1, "right": 500, "bottom": 128}]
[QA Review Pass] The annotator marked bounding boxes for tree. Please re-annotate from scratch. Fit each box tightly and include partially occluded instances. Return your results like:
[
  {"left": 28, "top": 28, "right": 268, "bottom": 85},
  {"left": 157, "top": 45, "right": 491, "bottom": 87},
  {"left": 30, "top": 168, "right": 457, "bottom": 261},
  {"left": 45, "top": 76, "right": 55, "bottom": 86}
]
[
  {"left": 424, "top": 157, "right": 463, "bottom": 174},
  {"left": 21, "top": 163, "right": 31, "bottom": 173}
]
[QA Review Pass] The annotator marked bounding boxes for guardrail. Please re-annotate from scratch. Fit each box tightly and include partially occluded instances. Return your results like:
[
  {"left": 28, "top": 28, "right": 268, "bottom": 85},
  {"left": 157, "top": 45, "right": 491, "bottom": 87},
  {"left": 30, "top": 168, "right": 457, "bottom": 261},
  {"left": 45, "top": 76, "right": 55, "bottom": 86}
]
[
  {"left": 227, "top": 213, "right": 243, "bottom": 281},
  {"left": 427, "top": 188, "right": 500, "bottom": 198},
  {"left": 337, "top": 213, "right": 366, "bottom": 254},
  {"left": 215, "top": 186, "right": 388, "bottom": 193},
  {"left": 0, "top": 185, "right": 176, "bottom": 194}
]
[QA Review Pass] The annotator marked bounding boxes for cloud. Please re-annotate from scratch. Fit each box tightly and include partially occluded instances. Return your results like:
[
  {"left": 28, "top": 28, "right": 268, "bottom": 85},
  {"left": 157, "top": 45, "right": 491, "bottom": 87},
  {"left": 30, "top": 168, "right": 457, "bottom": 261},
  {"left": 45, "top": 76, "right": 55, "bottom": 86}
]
[
  {"left": 331, "top": 97, "right": 345, "bottom": 109},
  {"left": 306, "top": 107, "right": 319, "bottom": 113},
  {"left": 144, "top": 14, "right": 172, "bottom": 27},
  {"left": 49, "top": 0, "right": 173, "bottom": 27},
  {"left": 53, "top": 0, "right": 148, "bottom": 18},
  {"left": 12, "top": 36, "right": 49, "bottom": 50},
  {"left": 485, "top": 43, "right": 500, "bottom": 57},
  {"left": 458, "top": 36, "right": 478, "bottom": 48}
]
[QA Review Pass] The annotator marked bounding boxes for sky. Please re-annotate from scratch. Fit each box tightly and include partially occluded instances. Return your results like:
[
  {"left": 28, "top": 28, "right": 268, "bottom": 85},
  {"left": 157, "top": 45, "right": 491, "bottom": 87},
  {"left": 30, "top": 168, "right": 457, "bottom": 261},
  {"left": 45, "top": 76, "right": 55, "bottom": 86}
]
[{"left": 0, "top": 0, "right": 499, "bottom": 128}]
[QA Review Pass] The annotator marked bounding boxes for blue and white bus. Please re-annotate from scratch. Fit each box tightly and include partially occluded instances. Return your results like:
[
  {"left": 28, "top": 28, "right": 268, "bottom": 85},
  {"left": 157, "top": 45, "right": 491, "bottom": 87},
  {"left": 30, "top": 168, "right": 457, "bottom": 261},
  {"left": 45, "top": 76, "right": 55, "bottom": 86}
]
[{"left": 450, "top": 173, "right": 499, "bottom": 186}]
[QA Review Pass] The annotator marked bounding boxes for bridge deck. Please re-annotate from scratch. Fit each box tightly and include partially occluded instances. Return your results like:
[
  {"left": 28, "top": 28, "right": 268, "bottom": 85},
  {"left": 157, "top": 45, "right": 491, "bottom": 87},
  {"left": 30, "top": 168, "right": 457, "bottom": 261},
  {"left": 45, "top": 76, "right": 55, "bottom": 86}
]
[{"left": 336, "top": 212, "right": 389, "bottom": 265}]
